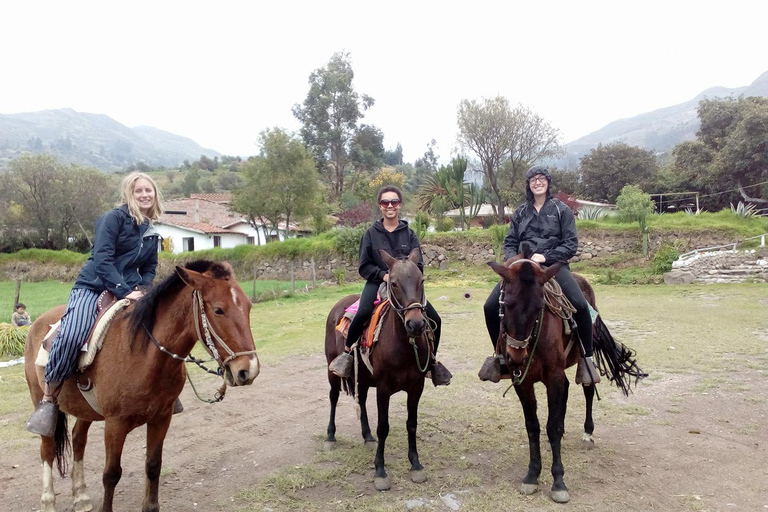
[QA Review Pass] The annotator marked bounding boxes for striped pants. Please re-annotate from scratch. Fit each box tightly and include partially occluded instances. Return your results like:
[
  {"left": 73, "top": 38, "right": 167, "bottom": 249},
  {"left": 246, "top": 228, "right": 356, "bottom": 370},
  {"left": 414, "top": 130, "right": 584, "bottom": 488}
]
[{"left": 45, "top": 288, "right": 100, "bottom": 384}]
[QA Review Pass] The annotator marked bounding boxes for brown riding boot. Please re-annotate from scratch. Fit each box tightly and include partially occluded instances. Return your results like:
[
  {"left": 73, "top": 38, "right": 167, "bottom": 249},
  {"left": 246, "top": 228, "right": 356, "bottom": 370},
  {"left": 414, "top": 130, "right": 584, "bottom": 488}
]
[
  {"left": 478, "top": 356, "right": 501, "bottom": 383},
  {"left": 430, "top": 361, "right": 452, "bottom": 386},
  {"left": 328, "top": 351, "right": 354, "bottom": 378},
  {"left": 26, "top": 382, "right": 62, "bottom": 438},
  {"left": 576, "top": 356, "right": 602, "bottom": 386}
]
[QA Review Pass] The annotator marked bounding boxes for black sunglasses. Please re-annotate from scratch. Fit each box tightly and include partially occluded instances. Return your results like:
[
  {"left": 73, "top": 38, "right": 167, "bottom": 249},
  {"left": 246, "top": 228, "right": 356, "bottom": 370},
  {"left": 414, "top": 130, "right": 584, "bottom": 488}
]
[{"left": 379, "top": 199, "right": 402, "bottom": 208}]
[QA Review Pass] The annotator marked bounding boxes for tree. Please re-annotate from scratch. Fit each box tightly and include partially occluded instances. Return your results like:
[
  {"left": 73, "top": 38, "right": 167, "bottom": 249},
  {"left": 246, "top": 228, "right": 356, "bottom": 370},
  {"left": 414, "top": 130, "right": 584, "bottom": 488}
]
[
  {"left": 383, "top": 143, "right": 403, "bottom": 166},
  {"left": 292, "top": 51, "right": 374, "bottom": 200},
  {"left": 579, "top": 143, "right": 658, "bottom": 203},
  {"left": 458, "top": 97, "right": 561, "bottom": 222},
  {"left": 231, "top": 128, "right": 319, "bottom": 241},
  {"left": 1, "top": 154, "right": 111, "bottom": 249},
  {"left": 180, "top": 167, "right": 201, "bottom": 197},
  {"left": 616, "top": 185, "right": 654, "bottom": 255},
  {"left": 349, "top": 124, "right": 385, "bottom": 194}
]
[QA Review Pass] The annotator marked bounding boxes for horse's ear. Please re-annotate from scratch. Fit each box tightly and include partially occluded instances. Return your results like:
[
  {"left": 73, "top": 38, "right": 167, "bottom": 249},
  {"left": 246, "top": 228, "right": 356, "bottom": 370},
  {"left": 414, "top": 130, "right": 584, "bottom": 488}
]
[
  {"left": 176, "top": 266, "right": 204, "bottom": 288},
  {"left": 380, "top": 249, "right": 397, "bottom": 269},
  {"left": 520, "top": 242, "right": 535, "bottom": 259},
  {"left": 539, "top": 261, "right": 563, "bottom": 284},
  {"left": 488, "top": 261, "right": 510, "bottom": 279},
  {"left": 407, "top": 247, "right": 421, "bottom": 265}
]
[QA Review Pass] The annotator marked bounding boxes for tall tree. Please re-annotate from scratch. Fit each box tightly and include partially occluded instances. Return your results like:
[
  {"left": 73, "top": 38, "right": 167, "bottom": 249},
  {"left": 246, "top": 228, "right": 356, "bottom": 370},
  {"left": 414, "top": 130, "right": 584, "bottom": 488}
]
[
  {"left": 579, "top": 143, "right": 658, "bottom": 203},
  {"left": 292, "top": 51, "right": 374, "bottom": 200},
  {"left": 383, "top": 143, "right": 404, "bottom": 166},
  {"left": 231, "top": 128, "right": 319, "bottom": 241},
  {"left": 349, "top": 124, "right": 385, "bottom": 194},
  {"left": 2, "top": 154, "right": 111, "bottom": 249}
]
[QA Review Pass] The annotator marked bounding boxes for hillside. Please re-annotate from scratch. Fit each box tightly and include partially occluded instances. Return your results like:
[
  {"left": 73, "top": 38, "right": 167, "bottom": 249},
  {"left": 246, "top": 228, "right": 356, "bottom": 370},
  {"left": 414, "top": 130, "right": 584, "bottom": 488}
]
[
  {"left": 560, "top": 70, "right": 768, "bottom": 167},
  {"left": 0, "top": 108, "right": 220, "bottom": 171}
]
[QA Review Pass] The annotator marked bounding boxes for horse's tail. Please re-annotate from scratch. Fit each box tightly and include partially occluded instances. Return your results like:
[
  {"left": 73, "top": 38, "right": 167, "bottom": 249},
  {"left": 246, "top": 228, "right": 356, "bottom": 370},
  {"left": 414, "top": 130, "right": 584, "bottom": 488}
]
[
  {"left": 53, "top": 410, "right": 71, "bottom": 478},
  {"left": 593, "top": 316, "right": 648, "bottom": 396}
]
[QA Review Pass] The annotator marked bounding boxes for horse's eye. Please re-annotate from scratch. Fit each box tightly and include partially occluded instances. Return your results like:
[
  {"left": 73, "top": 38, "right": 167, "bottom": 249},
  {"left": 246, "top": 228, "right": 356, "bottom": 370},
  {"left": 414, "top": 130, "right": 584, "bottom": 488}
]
[{"left": 213, "top": 307, "right": 225, "bottom": 315}]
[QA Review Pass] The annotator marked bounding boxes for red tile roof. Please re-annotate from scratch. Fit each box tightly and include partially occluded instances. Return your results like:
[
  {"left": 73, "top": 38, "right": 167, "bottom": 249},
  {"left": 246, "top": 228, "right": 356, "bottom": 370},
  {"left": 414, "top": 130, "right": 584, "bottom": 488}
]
[{"left": 189, "top": 193, "right": 232, "bottom": 204}]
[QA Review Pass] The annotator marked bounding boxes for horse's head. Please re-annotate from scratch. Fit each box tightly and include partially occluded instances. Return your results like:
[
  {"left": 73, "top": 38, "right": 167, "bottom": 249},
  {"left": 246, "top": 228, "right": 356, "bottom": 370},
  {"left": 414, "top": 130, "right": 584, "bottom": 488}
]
[
  {"left": 488, "top": 243, "right": 562, "bottom": 366},
  {"left": 380, "top": 248, "right": 427, "bottom": 337},
  {"left": 176, "top": 262, "right": 260, "bottom": 387}
]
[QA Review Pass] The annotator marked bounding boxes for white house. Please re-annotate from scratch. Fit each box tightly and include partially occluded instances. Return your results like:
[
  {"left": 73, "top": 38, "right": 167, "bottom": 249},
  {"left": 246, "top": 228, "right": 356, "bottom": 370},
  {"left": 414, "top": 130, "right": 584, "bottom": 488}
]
[{"left": 155, "top": 194, "right": 298, "bottom": 254}]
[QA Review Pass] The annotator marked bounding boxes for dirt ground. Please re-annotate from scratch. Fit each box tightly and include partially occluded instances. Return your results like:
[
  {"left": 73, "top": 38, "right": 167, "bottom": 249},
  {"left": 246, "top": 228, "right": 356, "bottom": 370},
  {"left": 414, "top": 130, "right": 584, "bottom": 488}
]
[{"left": 2, "top": 349, "right": 767, "bottom": 512}]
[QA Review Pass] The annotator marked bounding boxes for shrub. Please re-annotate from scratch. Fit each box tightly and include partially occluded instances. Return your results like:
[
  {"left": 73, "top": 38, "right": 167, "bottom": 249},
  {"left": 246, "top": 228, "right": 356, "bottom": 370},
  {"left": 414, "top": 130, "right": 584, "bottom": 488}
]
[
  {"left": 651, "top": 242, "right": 682, "bottom": 274},
  {"left": 0, "top": 323, "right": 27, "bottom": 357},
  {"left": 332, "top": 266, "right": 346, "bottom": 285},
  {"left": 332, "top": 225, "right": 367, "bottom": 261}
]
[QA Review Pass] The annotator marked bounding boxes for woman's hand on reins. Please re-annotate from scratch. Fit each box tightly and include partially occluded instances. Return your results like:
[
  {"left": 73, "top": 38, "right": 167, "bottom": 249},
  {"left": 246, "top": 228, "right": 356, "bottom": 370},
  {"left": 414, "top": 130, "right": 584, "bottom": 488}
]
[
  {"left": 531, "top": 253, "right": 546, "bottom": 264},
  {"left": 126, "top": 290, "right": 144, "bottom": 301}
]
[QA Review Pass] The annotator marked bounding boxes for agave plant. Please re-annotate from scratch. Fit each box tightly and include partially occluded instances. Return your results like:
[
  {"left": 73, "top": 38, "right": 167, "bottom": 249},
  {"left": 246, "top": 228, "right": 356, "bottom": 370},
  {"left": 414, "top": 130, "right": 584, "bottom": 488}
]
[
  {"left": 730, "top": 201, "right": 758, "bottom": 218},
  {"left": 578, "top": 204, "right": 606, "bottom": 220}
]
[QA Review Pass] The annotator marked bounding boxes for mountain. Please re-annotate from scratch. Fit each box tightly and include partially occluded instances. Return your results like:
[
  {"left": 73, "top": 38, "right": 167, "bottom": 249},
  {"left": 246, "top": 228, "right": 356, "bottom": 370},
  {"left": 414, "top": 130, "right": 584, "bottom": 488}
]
[
  {"left": 0, "top": 108, "right": 220, "bottom": 171},
  {"left": 560, "top": 70, "right": 768, "bottom": 168}
]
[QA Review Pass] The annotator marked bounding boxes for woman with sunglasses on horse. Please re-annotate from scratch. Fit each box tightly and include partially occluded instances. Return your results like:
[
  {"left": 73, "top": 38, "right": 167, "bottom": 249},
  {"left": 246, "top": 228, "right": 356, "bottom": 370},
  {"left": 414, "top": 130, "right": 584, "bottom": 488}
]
[
  {"left": 26, "top": 172, "right": 174, "bottom": 437},
  {"left": 328, "top": 185, "right": 452, "bottom": 386},
  {"left": 479, "top": 165, "right": 601, "bottom": 386}
]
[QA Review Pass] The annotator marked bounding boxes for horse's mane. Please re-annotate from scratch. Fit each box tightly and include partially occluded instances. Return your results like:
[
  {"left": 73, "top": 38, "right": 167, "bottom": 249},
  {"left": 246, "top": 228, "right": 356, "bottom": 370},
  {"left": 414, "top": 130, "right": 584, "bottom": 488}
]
[{"left": 128, "top": 260, "right": 233, "bottom": 350}]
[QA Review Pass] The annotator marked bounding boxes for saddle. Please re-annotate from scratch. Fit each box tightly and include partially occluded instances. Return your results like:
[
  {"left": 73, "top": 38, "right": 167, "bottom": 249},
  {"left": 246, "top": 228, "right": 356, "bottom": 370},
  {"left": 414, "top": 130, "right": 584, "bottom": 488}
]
[
  {"left": 336, "top": 299, "right": 391, "bottom": 349},
  {"left": 36, "top": 291, "right": 132, "bottom": 371}
]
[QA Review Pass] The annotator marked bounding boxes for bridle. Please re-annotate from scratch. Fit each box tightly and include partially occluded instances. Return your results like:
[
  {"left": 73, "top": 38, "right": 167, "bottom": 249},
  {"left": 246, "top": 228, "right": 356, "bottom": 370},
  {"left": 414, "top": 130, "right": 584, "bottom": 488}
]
[
  {"left": 386, "top": 275, "right": 434, "bottom": 373},
  {"left": 144, "top": 289, "right": 258, "bottom": 402}
]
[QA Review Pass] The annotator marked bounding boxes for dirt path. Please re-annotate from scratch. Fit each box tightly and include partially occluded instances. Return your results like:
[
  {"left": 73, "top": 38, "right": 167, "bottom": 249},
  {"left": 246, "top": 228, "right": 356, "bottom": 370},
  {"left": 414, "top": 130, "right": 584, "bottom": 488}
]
[{"left": 3, "top": 351, "right": 767, "bottom": 511}]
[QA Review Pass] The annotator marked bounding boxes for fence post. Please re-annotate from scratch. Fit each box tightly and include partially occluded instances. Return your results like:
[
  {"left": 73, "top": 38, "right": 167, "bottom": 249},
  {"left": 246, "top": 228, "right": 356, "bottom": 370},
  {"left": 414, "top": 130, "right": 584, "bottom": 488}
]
[
  {"left": 14, "top": 279, "right": 21, "bottom": 310},
  {"left": 762, "top": 235, "right": 766, "bottom": 247}
]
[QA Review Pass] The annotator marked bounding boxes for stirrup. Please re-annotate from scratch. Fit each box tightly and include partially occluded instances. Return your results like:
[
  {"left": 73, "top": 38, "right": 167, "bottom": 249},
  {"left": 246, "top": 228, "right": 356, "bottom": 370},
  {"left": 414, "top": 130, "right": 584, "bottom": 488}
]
[
  {"left": 576, "top": 356, "right": 601, "bottom": 386},
  {"left": 478, "top": 356, "right": 501, "bottom": 383},
  {"left": 329, "top": 352, "right": 354, "bottom": 378},
  {"left": 173, "top": 397, "right": 184, "bottom": 414},
  {"left": 431, "top": 362, "right": 452, "bottom": 386},
  {"left": 26, "top": 400, "right": 60, "bottom": 438}
]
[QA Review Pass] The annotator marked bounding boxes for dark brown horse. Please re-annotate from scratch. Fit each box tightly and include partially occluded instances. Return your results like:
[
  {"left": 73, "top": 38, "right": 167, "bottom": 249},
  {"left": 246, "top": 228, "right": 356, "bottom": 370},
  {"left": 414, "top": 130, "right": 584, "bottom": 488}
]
[
  {"left": 488, "top": 244, "right": 643, "bottom": 503},
  {"left": 325, "top": 248, "right": 433, "bottom": 491},
  {"left": 24, "top": 260, "right": 260, "bottom": 512}
]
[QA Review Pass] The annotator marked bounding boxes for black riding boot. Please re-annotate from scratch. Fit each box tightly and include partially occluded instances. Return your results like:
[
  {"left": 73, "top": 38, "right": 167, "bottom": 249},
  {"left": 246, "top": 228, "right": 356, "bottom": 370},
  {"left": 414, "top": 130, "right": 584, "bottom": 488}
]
[{"left": 26, "top": 382, "right": 62, "bottom": 438}]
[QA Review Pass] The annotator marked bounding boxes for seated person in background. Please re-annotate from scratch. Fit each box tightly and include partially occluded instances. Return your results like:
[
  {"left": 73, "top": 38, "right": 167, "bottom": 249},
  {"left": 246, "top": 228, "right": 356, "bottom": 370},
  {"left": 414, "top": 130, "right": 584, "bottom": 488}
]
[{"left": 12, "top": 303, "right": 31, "bottom": 327}]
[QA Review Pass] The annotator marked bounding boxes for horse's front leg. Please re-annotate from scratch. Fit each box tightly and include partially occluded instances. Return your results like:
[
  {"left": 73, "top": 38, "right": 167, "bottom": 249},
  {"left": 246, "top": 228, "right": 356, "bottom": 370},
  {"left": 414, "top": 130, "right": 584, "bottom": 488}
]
[
  {"left": 406, "top": 382, "right": 427, "bottom": 483},
  {"left": 39, "top": 436, "right": 57, "bottom": 512},
  {"left": 373, "top": 388, "right": 391, "bottom": 491},
  {"left": 514, "top": 383, "right": 542, "bottom": 495},
  {"left": 358, "top": 383, "right": 376, "bottom": 445},
  {"left": 100, "top": 419, "right": 131, "bottom": 512},
  {"left": 72, "top": 419, "right": 93, "bottom": 512},
  {"left": 582, "top": 383, "right": 596, "bottom": 449},
  {"left": 546, "top": 372, "right": 570, "bottom": 503},
  {"left": 143, "top": 413, "right": 173, "bottom": 512}
]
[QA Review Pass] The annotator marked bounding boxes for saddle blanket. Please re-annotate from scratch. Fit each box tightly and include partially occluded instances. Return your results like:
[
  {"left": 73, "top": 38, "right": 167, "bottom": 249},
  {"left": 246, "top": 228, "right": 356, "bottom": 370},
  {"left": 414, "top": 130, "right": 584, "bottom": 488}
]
[{"left": 336, "top": 299, "right": 390, "bottom": 348}]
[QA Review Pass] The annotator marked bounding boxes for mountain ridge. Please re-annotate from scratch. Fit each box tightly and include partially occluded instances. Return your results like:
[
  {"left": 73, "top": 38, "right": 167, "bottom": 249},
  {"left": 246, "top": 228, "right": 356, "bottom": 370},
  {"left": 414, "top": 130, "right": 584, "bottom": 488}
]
[{"left": 0, "top": 108, "right": 220, "bottom": 171}]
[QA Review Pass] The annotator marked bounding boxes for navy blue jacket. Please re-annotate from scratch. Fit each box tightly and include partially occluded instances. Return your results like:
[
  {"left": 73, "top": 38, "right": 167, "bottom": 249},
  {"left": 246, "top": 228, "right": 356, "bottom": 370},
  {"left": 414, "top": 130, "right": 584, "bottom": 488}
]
[
  {"left": 503, "top": 198, "right": 578, "bottom": 265},
  {"left": 358, "top": 219, "right": 423, "bottom": 283},
  {"left": 73, "top": 205, "right": 160, "bottom": 299}
]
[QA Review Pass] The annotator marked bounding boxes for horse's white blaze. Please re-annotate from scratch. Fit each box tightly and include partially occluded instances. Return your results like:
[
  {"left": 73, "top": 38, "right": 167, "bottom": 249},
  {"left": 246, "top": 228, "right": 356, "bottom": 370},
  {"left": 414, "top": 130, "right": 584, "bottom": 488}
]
[
  {"left": 248, "top": 353, "right": 260, "bottom": 378},
  {"left": 41, "top": 461, "right": 55, "bottom": 511},
  {"left": 230, "top": 287, "right": 240, "bottom": 308}
]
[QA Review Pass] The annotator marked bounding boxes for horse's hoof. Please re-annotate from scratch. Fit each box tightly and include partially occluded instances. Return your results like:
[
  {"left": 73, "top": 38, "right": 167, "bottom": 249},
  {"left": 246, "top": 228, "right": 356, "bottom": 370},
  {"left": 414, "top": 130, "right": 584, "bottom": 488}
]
[
  {"left": 581, "top": 433, "right": 595, "bottom": 450},
  {"left": 323, "top": 440, "right": 336, "bottom": 451},
  {"left": 551, "top": 489, "right": 571, "bottom": 503},
  {"left": 374, "top": 476, "right": 391, "bottom": 491},
  {"left": 74, "top": 494, "right": 93, "bottom": 512},
  {"left": 519, "top": 483, "right": 539, "bottom": 495},
  {"left": 410, "top": 469, "right": 427, "bottom": 483},
  {"left": 364, "top": 440, "right": 377, "bottom": 449}
]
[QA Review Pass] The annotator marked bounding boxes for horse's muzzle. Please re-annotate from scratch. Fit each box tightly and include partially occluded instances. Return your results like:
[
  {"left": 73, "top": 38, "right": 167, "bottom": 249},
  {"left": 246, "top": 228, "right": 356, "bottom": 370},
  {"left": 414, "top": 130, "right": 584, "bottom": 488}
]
[
  {"left": 505, "top": 346, "right": 529, "bottom": 367},
  {"left": 225, "top": 354, "right": 260, "bottom": 386},
  {"left": 404, "top": 313, "right": 426, "bottom": 337}
]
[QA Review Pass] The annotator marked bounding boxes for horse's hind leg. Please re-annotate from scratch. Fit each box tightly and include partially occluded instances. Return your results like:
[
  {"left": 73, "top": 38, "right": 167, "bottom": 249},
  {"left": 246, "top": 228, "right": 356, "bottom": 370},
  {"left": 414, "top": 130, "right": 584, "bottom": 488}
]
[
  {"left": 546, "top": 374, "right": 570, "bottom": 503},
  {"left": 143, "top": 414, "right": 173, "bottom": 512},
  {"left": 358, "top": 383, "right": 376, "bottom": 445},
  {"left": 515, "top": 383, "right": 542, "bottom": 495},
  {"left": 325, "top": 374, "right": 341, "bottom": 450},
  {"left": 100, "top": 419, "right": 131, "bottom": 512},
  {"left": 406, "top": 384, "right": 427, "bottom": 484},
  {"left": 582, "top": 384, "right": 596, "bottom": 449},
  {"left": 39, "top": 436, "right": 57, "bottom": 512},
  {"left": 373, "top": 389, "right": 391, "bottom": 491},
  {"left": 72, "top": 419, "right": 94, "bottom": 512}
]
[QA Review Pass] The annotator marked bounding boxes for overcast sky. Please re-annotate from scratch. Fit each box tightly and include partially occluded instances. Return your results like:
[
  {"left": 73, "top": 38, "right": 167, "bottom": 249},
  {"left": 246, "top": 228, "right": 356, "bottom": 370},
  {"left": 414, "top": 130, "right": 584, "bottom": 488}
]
[{"left": 1, "top": 1, "right": 765, "bottom": 163}]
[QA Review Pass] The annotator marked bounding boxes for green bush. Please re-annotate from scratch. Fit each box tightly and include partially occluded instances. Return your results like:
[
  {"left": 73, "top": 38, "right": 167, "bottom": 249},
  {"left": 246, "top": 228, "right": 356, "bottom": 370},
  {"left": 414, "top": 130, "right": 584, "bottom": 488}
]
[
  {"left": 651, "top": 242, "right": 683, "bottom": 274},
  {"left": 332, "top": 266, "right": 346, "bottom": 285},
  {"left": 332, "top": 225, "right": 367, "bottom": 261},
  {"left": 0, "top": 323, "right": 27, "bottom": 357}
]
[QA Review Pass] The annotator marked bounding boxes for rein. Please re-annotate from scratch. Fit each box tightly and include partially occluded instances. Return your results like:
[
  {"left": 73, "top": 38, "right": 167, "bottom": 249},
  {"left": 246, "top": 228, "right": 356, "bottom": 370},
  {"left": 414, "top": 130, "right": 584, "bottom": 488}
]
[
  {"left": 143, "top": 289, "right": 258, "bottom": 403},
  {"left": 387, "top": 278, "right": 433, "bottom": 373}
]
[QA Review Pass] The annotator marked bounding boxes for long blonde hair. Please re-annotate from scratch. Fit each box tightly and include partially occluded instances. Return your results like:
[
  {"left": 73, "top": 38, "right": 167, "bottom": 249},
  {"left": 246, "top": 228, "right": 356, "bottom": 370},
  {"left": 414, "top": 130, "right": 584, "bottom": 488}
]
[{"left": 120, "top": 172, "right": 164, "bottom": 225}]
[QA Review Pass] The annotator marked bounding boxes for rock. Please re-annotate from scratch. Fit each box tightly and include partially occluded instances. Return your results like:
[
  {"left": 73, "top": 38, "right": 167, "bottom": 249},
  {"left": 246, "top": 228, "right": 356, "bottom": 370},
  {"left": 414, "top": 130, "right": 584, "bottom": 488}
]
[
  {"left": 440, "top": 493, "right": 461, "bottom": 511},
  {"left": 663, "top": 270, "right": 695, "bottom": 284},
  {"left": 405, "top": 498, "right": 430, "bottom": 510}
]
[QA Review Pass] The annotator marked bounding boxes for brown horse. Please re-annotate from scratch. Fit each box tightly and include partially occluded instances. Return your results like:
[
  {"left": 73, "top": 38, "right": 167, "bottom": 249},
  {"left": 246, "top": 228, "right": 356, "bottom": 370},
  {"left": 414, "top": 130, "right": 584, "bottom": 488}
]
[
  {"left": 488, "top": 244, "right": 644, "bottom": 503},
  {"left": 24, "top": 260, "right": 260, "bottom": 512},
  {"left": 325, "top": 248, "right": 433, "bottom": 491}
]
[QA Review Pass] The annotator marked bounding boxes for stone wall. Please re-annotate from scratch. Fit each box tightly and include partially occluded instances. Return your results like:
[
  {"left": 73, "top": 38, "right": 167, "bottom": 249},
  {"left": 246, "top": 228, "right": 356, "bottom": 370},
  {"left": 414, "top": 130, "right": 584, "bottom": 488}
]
[{"left": 665, "top": 248, "right": 768, "bottom": 284}]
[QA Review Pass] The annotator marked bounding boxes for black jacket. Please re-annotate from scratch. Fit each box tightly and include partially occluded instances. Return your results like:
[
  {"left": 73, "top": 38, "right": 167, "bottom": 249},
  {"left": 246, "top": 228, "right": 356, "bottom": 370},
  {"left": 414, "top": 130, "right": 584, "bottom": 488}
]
[
  {"left": 503, "top": 198, "right": 578, "bottom": 265},
  {"left": 358, "top": 219, "right": 423, "bottom": 283},
  {"left": 74, "top": 205, "right": 160, "bottom": 299}
]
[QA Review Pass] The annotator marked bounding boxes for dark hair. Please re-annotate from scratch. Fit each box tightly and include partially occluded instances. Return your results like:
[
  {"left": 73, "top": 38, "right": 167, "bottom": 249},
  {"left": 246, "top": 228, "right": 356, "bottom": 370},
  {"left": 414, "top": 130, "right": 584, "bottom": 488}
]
[
  {"left": 15, "top": 302, "right": 26, "bottom": 309},
  {"left": 524, "top": 165, "right": 553, "bottom": 204},
  {"left": 377, "top": 185, "right": 403, "bottom": 203}
]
